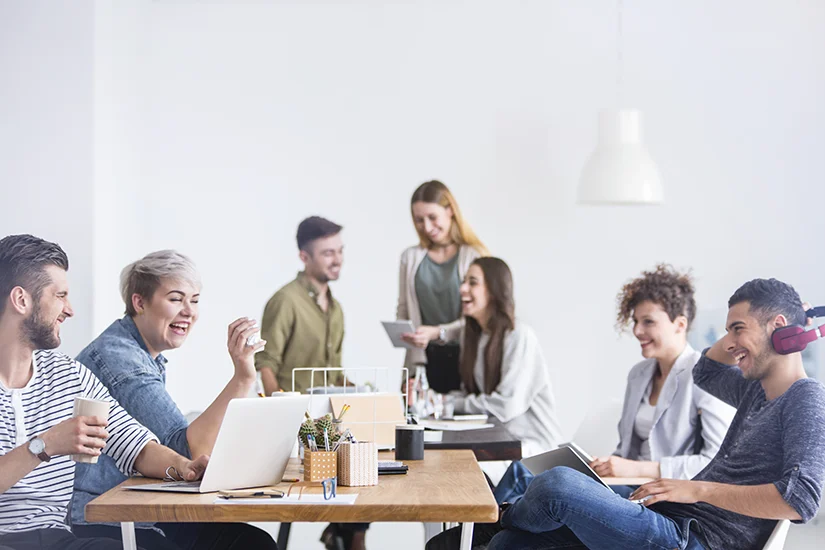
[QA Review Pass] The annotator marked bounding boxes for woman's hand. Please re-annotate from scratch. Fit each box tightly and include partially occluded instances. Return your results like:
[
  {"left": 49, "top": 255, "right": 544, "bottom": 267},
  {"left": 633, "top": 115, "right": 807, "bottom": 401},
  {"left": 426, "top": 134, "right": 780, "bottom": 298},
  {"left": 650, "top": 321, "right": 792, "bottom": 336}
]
[
  {"left": 401, "top": 326, "right": 441, "bottom": 349},
  {"left": 227, "top": 317, "right": 264, "bottom": 383},
  {"left": 590, "top": 456, "right": 649, "bottom": 478},
  {"left": 177, "top": 454, "right": 210, "bottom": 481}
]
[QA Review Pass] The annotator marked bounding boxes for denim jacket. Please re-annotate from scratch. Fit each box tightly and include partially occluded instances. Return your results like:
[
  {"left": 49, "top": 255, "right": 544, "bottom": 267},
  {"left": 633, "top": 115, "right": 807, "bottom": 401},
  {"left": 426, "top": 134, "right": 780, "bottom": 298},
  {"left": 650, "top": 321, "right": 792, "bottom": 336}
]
[{"left": 71, "top": 315, "right": 190, "bottom": 527}]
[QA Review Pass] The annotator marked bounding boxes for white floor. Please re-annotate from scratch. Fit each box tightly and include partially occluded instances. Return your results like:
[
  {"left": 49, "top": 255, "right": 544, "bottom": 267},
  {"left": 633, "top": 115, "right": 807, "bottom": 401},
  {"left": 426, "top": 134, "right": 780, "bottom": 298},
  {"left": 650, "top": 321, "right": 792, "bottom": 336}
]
[{"left": 253, "top": 516, "right": 824, "bottom": 549}]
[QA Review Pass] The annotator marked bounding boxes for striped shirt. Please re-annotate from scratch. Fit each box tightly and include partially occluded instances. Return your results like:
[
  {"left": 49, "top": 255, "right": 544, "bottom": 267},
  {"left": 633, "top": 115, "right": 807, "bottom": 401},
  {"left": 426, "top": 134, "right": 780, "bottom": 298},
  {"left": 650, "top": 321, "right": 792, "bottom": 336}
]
[{"left": 0, "top": 350, "right": 157, "bottom": 535}]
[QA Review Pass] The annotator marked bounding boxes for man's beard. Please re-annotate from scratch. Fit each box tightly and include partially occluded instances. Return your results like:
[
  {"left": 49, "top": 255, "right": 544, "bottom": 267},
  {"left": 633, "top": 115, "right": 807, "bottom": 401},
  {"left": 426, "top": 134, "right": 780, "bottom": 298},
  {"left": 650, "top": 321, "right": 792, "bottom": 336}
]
[
  {"left": 743, "top": 336, "right": 774, "bottom": 381},
  {"left": 22, "top": 302, "right": 60, "bottom": 350},
  {"left": 312, "top": 266, "right": 340, "bottom": 284}
]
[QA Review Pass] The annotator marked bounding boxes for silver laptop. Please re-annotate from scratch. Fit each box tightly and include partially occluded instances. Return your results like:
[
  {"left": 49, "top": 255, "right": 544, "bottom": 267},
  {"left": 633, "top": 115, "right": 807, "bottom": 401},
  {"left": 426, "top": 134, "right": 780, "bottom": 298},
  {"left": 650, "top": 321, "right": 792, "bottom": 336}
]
[
  {"left": 126, "top": 395, "right": 309, "bottom": 493},
  {"left": 521, "top": 445, "right": 614, "bottom": 493}
]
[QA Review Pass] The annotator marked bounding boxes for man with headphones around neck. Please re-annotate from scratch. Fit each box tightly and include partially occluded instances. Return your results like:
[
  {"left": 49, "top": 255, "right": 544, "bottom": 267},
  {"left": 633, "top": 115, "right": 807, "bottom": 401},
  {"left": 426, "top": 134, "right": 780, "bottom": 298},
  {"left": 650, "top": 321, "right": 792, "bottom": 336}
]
[{"left": 470, "top": 278, "right": 825, "bottom": 550}]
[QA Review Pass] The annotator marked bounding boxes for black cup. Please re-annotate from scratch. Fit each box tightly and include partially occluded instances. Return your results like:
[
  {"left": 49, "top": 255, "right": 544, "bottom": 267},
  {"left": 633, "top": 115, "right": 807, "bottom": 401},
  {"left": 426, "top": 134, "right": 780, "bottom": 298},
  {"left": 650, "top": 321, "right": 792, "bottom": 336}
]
[{"left": 395, "top": 424, "right": 425, "bottom": 460}]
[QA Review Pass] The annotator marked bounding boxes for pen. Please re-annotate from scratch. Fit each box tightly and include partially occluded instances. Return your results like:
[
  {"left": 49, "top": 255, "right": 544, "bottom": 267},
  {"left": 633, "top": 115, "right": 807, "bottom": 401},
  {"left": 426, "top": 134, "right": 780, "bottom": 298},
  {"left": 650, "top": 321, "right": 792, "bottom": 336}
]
[
  {"left": 323, "top": 429, "right": 330, "bottom": 451},
  {"left": 332, "top": 429, "right": 351, "bottom": 452},
  {"left": 338, "top": 404, "right": 351, "bottom": 421},
  {"left": 221, "top": 490, "right": 284, "bottom": 499}
]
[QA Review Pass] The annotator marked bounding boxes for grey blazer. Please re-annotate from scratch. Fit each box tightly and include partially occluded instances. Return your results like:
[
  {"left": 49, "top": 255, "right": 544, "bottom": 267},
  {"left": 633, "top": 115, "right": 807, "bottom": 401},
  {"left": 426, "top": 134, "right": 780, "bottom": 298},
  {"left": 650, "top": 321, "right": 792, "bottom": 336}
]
[{"left": 614, "top": 344, "right": 736, "bottom": 479}]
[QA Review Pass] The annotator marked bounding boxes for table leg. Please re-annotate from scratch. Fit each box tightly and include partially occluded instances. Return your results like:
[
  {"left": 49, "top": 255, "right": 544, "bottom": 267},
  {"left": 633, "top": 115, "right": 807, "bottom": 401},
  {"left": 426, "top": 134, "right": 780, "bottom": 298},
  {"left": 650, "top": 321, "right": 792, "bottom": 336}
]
[
  {"left": 120, "top": 522, "right": 137, "bottom": 550},
  {"left": 277, "top": 522, "right": 292, "bottom": 549},
  {"left": 459, "top": 523, "right": 474, "bottom": 550}
]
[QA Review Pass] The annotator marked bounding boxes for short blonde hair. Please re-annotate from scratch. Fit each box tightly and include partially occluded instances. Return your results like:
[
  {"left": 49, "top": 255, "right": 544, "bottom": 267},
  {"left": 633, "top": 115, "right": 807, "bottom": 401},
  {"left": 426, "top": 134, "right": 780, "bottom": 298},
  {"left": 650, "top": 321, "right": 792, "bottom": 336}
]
[{"left": 120, "top": 250, "right": 201, "bottom": 316}]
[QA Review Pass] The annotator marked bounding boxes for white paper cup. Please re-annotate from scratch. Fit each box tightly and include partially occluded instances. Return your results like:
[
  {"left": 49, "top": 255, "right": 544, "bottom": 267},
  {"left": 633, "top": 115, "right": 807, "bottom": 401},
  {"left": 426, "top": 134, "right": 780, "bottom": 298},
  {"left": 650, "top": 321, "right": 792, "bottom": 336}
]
[{"left": 72, "top": 397, "right": 111, "bottom": 463}]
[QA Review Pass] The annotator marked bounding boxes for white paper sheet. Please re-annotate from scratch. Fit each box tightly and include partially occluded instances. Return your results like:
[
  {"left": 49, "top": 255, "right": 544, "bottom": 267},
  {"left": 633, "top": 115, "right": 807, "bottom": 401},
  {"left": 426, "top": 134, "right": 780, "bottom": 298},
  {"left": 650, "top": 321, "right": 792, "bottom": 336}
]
[{"left": 416, "top": 420, "right": 494, "bottom": 431}]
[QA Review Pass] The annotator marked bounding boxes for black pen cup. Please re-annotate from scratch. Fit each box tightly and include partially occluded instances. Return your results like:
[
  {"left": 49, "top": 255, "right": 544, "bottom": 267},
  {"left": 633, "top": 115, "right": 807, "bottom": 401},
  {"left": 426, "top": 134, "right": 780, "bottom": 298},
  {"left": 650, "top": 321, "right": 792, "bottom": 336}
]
[{"left": 395, "top": 424, "right": 425, "bottom": 460}]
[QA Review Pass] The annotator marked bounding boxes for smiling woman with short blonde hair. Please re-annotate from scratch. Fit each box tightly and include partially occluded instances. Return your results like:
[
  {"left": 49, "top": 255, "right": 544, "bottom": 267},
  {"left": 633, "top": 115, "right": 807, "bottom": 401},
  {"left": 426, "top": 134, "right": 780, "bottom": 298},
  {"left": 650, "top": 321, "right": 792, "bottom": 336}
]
[
  {"left": 119, "top": 249, "right": 201, "bottom": 317},
  {"left": 70, "top": 250, "right": 275, "bottom": 550}
]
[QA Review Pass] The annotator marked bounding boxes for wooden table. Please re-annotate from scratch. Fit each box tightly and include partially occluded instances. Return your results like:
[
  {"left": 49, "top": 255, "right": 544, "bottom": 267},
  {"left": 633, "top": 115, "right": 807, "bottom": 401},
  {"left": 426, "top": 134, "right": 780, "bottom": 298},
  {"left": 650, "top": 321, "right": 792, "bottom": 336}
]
[
  {"left": 86, "top": 450, "right": 497, "bottom": 550},
  {"left": 424, "top": 418, "right": 522, "bottom": 462}
]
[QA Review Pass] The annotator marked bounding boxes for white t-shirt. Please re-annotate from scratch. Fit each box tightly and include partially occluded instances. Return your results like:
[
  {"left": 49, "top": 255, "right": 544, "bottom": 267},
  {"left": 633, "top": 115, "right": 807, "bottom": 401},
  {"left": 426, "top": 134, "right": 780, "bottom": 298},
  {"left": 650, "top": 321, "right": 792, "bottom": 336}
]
[{"left": 634, "top": 381, "right": 657, "bottom": 461}]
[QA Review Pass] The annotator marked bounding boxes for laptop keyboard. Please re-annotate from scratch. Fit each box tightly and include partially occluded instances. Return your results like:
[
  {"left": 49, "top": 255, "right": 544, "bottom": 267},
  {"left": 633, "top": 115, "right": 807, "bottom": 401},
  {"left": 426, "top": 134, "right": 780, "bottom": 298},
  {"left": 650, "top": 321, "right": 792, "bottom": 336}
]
[{"left": 160, "top": 480, "right": 202, "bottom": 488}]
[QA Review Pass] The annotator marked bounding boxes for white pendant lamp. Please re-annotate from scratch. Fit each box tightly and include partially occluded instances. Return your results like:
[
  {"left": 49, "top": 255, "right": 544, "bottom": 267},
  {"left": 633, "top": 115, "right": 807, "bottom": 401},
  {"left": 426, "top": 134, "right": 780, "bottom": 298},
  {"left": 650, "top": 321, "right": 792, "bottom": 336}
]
[
  {"left": 577, "top": 109, "right": 663, "bottom": 204},
  {"left": 577, "top": 0, "right": 664, "bottom": 205}
]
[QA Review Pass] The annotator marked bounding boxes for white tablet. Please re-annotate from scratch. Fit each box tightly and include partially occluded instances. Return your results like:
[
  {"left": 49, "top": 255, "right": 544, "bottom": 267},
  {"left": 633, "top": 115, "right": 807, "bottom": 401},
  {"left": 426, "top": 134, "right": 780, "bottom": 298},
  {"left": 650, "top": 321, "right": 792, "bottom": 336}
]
[
  {"left": 381, "top": 320, "right": 416, "bottom": 349},
  {"left": 558, "top": 441, "right": 594, "bottom": 463}
]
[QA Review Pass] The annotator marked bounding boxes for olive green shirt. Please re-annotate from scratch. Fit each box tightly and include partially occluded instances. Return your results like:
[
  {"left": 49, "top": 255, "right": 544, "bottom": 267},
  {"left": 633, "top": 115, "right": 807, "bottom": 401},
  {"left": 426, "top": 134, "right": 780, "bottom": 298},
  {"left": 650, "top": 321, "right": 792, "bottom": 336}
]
[{"left": 255, "top": 272, "right": 344, "bottom": 392}]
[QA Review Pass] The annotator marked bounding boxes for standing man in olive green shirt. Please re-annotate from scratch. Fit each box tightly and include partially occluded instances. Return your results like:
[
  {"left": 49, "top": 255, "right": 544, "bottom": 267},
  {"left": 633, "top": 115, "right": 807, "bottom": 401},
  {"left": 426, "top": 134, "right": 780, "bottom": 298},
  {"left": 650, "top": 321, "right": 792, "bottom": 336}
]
[{"left": 256, "top": 216, "right": 345, "bottom": 395}]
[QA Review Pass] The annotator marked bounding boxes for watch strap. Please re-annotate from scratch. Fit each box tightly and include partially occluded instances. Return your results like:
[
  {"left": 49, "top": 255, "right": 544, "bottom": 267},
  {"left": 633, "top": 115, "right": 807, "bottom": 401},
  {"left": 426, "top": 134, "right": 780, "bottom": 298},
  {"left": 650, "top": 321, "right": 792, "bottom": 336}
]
[{"left": 29, "top": 437, "right": 50, "bottom": 463}]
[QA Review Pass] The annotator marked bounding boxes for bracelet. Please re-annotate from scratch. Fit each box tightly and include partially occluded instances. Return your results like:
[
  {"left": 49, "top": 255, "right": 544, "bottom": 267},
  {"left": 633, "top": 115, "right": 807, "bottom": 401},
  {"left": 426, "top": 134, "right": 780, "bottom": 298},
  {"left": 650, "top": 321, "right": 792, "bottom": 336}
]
[{"left": 164, "top": 466, "right": 184, "bottom": 482}]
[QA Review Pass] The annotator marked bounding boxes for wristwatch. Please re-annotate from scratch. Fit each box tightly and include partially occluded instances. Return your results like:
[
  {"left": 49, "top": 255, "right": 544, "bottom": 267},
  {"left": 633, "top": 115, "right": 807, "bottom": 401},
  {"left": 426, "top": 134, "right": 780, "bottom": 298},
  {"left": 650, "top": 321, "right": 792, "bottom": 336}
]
[
  {"left": 439, "top": 327, "right": 447, "bottom": 342},
  {"left": 28, "top": 436, "right": 50, "bottom": 463}
]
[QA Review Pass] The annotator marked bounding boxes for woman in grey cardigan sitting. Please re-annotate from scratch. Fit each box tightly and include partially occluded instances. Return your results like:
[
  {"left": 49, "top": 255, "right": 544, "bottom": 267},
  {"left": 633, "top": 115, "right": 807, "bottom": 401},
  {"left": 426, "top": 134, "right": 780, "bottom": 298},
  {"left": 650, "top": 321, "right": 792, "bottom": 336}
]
[{"left": 452, "top": 257, "right": 562, "bottom": 459}]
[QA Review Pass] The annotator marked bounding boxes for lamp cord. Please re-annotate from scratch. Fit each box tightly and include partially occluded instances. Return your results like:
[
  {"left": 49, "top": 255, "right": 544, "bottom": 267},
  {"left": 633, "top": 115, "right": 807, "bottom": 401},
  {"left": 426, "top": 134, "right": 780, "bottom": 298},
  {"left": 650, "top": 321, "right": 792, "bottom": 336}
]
[{"left": 617, "top": 0, "right": 624, "bottom": 108}]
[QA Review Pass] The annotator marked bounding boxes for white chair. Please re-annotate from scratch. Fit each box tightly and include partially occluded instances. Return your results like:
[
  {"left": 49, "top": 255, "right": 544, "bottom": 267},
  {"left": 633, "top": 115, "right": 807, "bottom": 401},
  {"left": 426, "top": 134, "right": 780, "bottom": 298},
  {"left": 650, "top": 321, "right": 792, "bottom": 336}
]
[{"left": 762, "top": 519, "right": 790, "bottom": 550}]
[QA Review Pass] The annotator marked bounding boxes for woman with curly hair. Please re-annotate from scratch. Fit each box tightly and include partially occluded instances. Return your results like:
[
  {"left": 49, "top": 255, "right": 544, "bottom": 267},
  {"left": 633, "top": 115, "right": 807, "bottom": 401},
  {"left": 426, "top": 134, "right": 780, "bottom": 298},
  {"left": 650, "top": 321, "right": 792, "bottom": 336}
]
[
  {"left": 589, "top": 264, "right": 736, "bottom": 480},
  {"left": 503, "top": 265, "right": 734, "bottom": 494},
  {"left": 425, "top": 265, "right": 737, "bottom": 550}
]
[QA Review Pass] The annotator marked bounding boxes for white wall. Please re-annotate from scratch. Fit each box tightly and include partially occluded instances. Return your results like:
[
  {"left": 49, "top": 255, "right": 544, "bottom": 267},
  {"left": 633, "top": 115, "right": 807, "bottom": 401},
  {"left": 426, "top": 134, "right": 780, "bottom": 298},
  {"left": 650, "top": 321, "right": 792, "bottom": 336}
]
[
  {"left": 92, "top": 0, "right": 825, "bottom": 430},
  {"left": 0, "top": 0, "right": 95, "bottom": 356},
  {"left": 3, "top": 1, "right": 825, "bottom": 548}
]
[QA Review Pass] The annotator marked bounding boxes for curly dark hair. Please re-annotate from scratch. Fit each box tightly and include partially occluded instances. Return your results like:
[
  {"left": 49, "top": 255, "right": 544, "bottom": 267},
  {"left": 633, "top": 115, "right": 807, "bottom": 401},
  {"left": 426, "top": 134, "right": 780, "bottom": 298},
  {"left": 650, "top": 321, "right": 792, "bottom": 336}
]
[
  {"left": 616, "top": 264, "right": 696, "bottom": 332},
  {"left": 728, "top": 278, "right": 805, "bottom": 327}
]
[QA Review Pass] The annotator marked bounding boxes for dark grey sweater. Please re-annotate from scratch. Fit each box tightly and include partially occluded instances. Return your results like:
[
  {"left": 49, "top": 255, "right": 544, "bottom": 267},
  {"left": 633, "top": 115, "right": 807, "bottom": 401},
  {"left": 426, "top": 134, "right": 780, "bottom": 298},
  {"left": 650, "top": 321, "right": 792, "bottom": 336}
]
[{"left": 654, "top": 352, "right": 825, "bottom": 550}]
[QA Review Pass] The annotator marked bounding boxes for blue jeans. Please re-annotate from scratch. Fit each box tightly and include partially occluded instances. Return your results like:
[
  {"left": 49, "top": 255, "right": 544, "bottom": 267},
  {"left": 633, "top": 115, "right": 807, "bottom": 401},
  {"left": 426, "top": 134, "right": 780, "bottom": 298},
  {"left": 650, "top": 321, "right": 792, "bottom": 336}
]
[
  {"left": 489, "top": 467, "right": 706, "bottom": 550},
  {"left": 494, "top": 460, "right": 635, "bottom": 504}
]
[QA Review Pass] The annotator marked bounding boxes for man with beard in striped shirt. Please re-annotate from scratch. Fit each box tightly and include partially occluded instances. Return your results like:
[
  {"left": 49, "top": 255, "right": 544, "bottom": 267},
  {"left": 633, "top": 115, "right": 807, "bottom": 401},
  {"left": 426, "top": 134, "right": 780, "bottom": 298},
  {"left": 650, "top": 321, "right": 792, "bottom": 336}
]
[{"left": 0, "top": 234, "right": 209, "bottom": 550}]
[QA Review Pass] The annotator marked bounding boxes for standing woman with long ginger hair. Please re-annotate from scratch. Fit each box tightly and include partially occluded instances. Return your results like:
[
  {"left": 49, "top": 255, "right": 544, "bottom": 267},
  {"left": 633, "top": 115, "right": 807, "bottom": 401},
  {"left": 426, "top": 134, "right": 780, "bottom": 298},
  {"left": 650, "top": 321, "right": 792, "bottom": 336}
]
[{"left": 397, "top": 180, "right": 489, "bottom": 383}]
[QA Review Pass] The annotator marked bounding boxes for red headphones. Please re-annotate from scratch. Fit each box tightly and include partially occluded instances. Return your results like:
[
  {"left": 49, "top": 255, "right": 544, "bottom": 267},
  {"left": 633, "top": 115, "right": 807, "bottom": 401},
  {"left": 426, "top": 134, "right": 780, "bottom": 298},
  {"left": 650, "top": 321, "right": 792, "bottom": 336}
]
[{"left": 771, "top": 306, "right": 825, "bottom": 355}]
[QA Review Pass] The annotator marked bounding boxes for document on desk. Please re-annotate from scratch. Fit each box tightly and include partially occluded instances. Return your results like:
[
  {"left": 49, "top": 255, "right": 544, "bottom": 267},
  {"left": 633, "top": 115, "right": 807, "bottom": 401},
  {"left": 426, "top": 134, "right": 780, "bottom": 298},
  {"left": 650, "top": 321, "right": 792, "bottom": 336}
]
[
  {"left": 215, "top": 494, "right": 359, "bottom": 505},
  {"left": 416, "top": 420, "right": 494, "bottom": 431},
  {"left": 423, "top": 430, "right": 443, "bottom": 442}
]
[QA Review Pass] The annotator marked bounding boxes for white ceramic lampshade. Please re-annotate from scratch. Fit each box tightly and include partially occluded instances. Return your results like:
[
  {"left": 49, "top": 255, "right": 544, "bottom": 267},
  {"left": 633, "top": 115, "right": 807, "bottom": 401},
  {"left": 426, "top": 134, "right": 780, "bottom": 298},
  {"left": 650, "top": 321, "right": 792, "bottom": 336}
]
[{"left": 577, "top": 109, "right": 663, "bottom": 205}]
